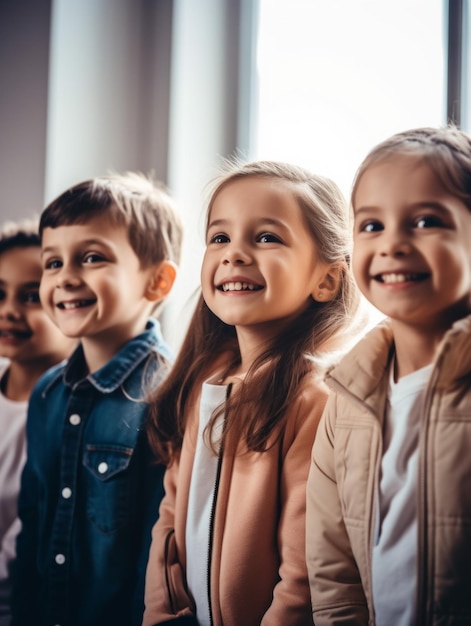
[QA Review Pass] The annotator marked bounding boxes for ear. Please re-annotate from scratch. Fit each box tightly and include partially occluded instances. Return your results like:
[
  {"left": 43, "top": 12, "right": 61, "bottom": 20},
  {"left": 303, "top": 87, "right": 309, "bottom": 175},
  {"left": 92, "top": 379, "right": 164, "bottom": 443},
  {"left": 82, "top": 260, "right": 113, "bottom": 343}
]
[
  {"left": 312, "top": 261, "right": 345, "bottom": 303},
  {"left": 145, "top": 260, "right": 178, "bottom": 302}
]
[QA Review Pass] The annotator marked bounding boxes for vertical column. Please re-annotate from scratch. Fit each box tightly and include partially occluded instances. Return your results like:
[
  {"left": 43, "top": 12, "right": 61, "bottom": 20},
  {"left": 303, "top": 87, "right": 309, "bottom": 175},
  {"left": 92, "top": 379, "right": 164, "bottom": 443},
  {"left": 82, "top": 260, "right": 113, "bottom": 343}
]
[
  {"left": 447, "top": 0, "right": 463, "bottom": 126},
  {"left": 162, "top": 0, "right": 258, "bottom": 350},
  {"left": 0, "top": 0, "right": 52, "bottom": 221}
]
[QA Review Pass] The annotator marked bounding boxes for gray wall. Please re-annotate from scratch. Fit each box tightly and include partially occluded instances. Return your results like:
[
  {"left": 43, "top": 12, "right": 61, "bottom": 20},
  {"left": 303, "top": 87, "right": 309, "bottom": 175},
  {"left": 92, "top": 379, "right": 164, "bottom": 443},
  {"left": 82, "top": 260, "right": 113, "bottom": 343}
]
[{"left": 0, "top": 0, "right": 256, "bottom": 349}]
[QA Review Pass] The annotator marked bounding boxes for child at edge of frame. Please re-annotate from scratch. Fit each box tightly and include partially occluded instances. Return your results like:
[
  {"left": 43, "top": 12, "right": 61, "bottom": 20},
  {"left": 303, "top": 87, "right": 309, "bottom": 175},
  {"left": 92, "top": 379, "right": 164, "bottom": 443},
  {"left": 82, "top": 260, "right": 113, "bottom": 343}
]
[
  {"left": 306, "top": 125, "right": 471, "bottom": 626},
  {"left": 0, "top": 218, "right": 76, "bottom": 626},
  {"left": 10, "top": 172, "right": 183, "bottom": 626},
  {"left": 142, "top": 159, "right": 363, "bottom": 626}
]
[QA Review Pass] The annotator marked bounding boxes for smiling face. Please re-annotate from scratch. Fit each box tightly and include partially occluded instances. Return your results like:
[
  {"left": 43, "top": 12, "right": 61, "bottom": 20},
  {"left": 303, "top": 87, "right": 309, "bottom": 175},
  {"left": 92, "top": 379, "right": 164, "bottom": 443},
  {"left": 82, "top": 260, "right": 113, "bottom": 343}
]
[
  {"left": 40, "top": 214, "right": 160, "bottom": 365},
  {"left": 352, "top": 154, "right": 471, "bottom": 339},
  {"left": 0, "top": 246, "right": 75, "bottom": 368},
  {"left": 201, "top": 176, "right": 333, "bottom": 348}
]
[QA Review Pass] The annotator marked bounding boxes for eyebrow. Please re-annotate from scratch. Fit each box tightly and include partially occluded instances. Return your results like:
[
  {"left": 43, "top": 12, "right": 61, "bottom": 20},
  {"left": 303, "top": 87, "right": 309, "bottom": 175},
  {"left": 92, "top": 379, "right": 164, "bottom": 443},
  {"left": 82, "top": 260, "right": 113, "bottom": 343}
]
[
  {"left": 41, "top": 238, "right": 113, "bottom": 257},
  {"left": 0, "top": 279, "right": 39, "bottom": 287},
  {"left": 354, "top": 201, "right": 451, "bottom": 216},
  {"left": 207, "top": 217, "right": 290, "bottom": 230}
]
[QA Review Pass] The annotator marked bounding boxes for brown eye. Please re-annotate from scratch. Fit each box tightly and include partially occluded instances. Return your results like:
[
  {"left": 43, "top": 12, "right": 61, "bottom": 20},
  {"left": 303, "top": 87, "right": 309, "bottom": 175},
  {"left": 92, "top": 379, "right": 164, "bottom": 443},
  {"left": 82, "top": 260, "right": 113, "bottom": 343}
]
[
  {"left": 257, "top": 233, "right": 281, "bottom": 243},
  {"left": 415, "top": 215, "right": 443, "bottom": 228},
  {"left": 44, "top": 259, "right": 62, "bottom": 270},
  {"left": 22, "top": 291, "right": 41, "bottom": 305},
  {"left": 83, "top": 253, "right": 105, "bottom": 264},
  {"left": 361, "top": 221, "right": 383, "bottom": 233},
  {"left": 209, "top": 234, "right": 229, "bottom": 244}
]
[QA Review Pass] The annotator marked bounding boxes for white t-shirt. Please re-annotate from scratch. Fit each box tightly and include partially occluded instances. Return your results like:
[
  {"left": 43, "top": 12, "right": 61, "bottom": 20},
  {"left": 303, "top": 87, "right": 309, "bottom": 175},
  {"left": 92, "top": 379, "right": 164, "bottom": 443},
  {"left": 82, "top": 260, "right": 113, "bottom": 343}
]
[
  {"left": 185, "top": 381, "right": 227, "bottom": 626},
  {"left": 372, "top": 362, "right": 432, "bottom": 626},
  {"left": 0, "top": 359, "right": 28, "bottom": 622}
]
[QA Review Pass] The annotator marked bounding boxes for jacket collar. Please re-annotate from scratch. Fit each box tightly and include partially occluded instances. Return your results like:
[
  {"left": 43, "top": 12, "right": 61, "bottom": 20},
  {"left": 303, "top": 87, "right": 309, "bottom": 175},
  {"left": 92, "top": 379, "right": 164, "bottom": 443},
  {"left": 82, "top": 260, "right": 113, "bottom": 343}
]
[
  {"left": 326, "top": 320, "right": 394, "bottom": 407},
  {"left": 434, "top": 314, "right": 471, "bottom": 389},
  {"left": 327, "top": 314, "right": 471, "bottom": 401}
]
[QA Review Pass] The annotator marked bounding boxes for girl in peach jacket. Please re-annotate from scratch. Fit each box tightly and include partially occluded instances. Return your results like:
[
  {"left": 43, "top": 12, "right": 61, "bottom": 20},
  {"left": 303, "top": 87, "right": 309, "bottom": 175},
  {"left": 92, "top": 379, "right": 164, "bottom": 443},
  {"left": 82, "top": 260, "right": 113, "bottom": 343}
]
[{"left": 143, "top": 160, "right": 360, "bottom": 626}]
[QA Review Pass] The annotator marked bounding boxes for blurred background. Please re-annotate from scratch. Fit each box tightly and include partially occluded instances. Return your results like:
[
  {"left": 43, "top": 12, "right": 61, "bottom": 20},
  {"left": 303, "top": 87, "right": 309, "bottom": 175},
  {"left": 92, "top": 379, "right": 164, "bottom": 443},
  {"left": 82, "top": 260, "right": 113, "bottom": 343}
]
[{"left": 0, "top": 0, "right": 468, "bottom": 348}]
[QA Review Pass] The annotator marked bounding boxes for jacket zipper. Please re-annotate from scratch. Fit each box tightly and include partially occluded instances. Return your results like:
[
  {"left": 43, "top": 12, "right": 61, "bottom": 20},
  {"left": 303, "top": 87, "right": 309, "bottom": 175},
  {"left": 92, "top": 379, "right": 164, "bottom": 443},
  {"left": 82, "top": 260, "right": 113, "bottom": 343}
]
[{"left": 206, "top": 382, "right": 232, "bottom": 626}]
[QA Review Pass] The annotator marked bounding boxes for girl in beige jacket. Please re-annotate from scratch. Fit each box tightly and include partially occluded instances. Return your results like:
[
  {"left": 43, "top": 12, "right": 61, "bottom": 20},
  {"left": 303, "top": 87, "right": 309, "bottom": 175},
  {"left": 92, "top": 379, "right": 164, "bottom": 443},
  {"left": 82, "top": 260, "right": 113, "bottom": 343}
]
[
  {"left": 307, "top": 125, "right": 471, "bottom": 625},
  {"left": 143, "top": 160, "right": 360, "bottom": 626}
]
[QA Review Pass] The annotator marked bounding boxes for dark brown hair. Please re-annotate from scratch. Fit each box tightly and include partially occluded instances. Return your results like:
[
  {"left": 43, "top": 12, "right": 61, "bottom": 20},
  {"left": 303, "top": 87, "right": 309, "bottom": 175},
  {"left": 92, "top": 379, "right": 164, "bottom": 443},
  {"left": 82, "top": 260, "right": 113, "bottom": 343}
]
[
  {"left": 147, "top": 160, "right": 361, "bottom": 464},
  {"left": 0, "top": 218, "right": 40, "bottom": 255}
]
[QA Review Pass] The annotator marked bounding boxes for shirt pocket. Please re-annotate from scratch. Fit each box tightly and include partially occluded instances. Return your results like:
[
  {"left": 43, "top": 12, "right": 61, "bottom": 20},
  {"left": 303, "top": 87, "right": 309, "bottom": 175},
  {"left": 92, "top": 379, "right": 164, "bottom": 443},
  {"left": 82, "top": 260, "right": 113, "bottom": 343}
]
[{"left": 83, "top": 444, "right": 133, "bottom": 533}]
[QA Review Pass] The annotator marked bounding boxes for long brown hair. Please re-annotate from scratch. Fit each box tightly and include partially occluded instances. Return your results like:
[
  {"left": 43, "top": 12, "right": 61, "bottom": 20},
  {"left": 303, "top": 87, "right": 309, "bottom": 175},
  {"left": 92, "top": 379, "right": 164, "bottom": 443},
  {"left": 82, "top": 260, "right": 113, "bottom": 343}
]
[{"left": 147, "top": 160, "right": 361, "bottom": 464}]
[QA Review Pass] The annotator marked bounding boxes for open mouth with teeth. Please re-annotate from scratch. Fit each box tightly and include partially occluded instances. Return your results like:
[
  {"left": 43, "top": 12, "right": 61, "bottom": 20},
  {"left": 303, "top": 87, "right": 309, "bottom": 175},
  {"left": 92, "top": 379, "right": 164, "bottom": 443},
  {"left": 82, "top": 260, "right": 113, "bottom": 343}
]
[
  {"left": 218, "top": 281, "right": 263, "bottom": 292},
  {"left": 0, "top": 329, "right": 32, "bottom": 339},
  {"left": 57, "top": 299, "right": 96, "bottom": 310},
  {"left": 375, "top": 272, "right": 429, "bottom": 284}
]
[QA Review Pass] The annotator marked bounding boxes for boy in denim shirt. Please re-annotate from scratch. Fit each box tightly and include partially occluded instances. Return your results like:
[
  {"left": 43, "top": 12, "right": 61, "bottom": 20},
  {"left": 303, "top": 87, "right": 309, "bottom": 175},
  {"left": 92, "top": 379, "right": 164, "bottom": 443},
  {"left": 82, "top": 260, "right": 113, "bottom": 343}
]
[{"left": 11, "top": 173, "right": 183, "bottom": 626}]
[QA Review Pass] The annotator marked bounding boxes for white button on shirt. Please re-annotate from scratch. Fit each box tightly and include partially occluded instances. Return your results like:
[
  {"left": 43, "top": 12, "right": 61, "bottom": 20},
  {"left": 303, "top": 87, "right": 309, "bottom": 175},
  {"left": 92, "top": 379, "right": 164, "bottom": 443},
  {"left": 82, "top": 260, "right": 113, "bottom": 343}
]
[
  {"left": 69, "top": 414, "right": 81, "bottom": 426},
  {"left": 55, "top": 554, "right": 66, "bottom": 565},
  {"left": 98, "top": 462, "right": 108, "bottom": 474},
  {"left": 61, "top": 487, "right": 72, "bottom": 499}
]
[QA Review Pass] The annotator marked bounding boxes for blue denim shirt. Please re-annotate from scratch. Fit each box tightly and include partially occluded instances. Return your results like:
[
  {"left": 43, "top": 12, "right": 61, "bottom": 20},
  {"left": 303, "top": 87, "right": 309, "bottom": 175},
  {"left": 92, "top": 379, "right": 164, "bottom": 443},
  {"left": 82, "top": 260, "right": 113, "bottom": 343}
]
[{"left": 12, "top": 319, "right": 171, "bottom": 626}]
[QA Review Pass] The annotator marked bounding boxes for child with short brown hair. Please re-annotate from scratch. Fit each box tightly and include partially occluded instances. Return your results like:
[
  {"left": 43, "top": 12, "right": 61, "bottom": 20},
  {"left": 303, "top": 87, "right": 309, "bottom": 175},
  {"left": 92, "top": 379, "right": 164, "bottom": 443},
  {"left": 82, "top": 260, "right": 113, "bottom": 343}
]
[
  {"left": 11, "top": 173, "right": 183, "bottom": 626},
  {"left": 0, "top": 218, "right": 75, "bottom": 625}
]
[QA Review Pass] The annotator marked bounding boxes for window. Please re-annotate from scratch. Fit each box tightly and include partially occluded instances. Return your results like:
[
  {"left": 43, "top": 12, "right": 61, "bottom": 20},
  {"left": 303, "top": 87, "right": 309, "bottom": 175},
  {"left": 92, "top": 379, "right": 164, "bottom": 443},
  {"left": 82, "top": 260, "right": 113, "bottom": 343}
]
[{"left": 253, "top": 0, "right": 445, "bottom": 199}]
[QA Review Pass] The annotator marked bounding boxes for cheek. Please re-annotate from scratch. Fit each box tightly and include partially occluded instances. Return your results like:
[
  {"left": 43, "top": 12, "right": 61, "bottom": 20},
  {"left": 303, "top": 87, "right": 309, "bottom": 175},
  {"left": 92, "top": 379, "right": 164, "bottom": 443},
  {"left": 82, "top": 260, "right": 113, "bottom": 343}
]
[
  {"left": 351, "top": 249, "right": 365, "bottom": 284},
  {"left": 28, "top": 311, "right": 58, "bottom": 335},
  {"left": 200, "top": 255, "right": 213, "bottom": 288},
  {"left": 39, "top": 278, "right": 52, "bottom": 304},
  {"left": 200, "top": 278, "right": 212, "bottom": 304}
]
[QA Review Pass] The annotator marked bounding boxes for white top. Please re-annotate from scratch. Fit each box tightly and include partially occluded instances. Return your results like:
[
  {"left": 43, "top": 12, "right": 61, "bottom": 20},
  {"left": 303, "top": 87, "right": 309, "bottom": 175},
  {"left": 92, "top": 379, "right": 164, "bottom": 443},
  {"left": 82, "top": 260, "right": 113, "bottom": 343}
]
[
  {"left": 185, "top": 381, "right": 226, "bottom": 626},
  {"left": 372, "top": 362, "right": 433, "bottom": 626},
  {"left": 0, "top": 359, "right": 28, "bottom": 620}
]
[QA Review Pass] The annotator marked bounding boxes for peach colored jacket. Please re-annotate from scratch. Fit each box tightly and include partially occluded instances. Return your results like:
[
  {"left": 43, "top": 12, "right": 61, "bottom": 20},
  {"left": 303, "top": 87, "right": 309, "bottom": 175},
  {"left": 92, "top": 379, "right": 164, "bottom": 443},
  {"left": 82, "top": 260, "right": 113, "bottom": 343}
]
[{"left": 143, "top": 372, "right": 328, "bottom": 626}]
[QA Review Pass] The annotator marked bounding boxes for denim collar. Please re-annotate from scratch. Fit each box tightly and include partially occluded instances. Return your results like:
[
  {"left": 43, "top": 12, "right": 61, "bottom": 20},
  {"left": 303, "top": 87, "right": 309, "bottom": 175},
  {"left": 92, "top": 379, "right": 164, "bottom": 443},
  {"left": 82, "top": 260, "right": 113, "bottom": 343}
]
[{"left": 45, "top": 319, "right": 169, "bottom": 395}]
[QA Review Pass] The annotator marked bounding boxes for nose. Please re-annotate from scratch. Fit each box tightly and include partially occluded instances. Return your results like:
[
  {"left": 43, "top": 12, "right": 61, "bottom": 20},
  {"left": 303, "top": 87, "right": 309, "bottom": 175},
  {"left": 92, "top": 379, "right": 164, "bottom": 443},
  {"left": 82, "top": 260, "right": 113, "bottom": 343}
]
[
  {"left": 0, "top": 295, "right": 22, "bottom": 320},
  {"left": 379, "top": 228, "right": 412, "bottom": 257},
  {"left": 222, "top": 241, "right": 252, "bottom": 266},
  {"left": 55, "top": 263, "right": 82, "bottom": 289}
]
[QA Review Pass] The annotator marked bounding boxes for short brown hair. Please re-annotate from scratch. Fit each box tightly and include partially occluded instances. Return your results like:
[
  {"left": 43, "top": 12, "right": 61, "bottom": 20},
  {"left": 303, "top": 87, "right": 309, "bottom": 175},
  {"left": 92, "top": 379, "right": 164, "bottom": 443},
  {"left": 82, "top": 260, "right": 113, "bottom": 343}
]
[{"left": 40, "top": 172, "right": 183, "bottom": 268}]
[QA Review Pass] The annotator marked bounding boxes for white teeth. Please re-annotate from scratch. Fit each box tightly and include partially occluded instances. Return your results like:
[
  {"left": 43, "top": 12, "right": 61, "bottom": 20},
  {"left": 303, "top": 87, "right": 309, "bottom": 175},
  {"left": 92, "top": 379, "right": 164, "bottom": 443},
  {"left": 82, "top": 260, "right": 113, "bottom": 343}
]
[
  {"left": 381, "top": 273, "right": 413, "bottom": 284},
  {"left": 60, "top": 301, "right": 86, "bottom": 309},
  {"left": 221, "top": 281, "right": 257, "bottom": 292}
]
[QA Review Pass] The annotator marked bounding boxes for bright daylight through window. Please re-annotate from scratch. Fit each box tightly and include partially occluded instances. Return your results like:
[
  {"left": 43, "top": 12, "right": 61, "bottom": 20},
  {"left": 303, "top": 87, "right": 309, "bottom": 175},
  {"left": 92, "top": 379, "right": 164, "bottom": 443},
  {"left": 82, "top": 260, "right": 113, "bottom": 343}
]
[
  {"left": 254, "top": 0, "right": 445, "bottom": 199},
  {"left": 253, "top": 0, "right": 445, "bottom": 326}
]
